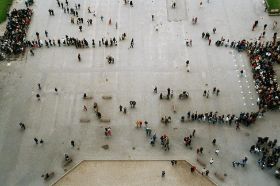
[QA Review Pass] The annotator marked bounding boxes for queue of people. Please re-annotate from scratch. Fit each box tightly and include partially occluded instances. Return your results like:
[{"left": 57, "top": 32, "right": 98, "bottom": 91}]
[{"left": 180, "top": 111, "right": 259, "bottom": 127}]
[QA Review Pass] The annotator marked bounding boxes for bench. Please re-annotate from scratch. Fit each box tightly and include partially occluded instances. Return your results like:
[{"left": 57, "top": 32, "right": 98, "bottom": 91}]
[
  {"left": 214, "top": 172, "right": 225, "bottom": 181},
  {"left": 102, "top": 96, "right": 112, "bottom": 99},
  {"left": 83, "top": 96, "right": 93, "bottom": 100},
  {"left": 80, "top": 118, "right": 90, "bottom": 123},
  {"left": 100, "top": 118, "right": 110, "bottom": 122},
  {"left": 172, "top": 104, "right": 176, "bottom": 113},
  {"left": 197, "top": 157, "right": 206, "bottom": 167}
]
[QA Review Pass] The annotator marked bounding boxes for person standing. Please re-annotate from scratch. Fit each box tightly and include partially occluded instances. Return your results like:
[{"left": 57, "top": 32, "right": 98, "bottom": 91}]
[
  {"left": 191, "top": 166, "right": 196, "bottom": 172},
  {"left": 240, "top": 69, "right": 244, "bottom": 77},
  {"left": 212, "top": 138, "right": 216, "bottom": 145},
  {"left": 78, "top": 53, "right": 81, "bottom": 61},
  {"left": 30, "top": 49, "right": 34, "bottom": 56},
  {"left": 192, "top": 129, "right": 196, "bottom": 137},
  {"left": 213, "top": 27, "right": 216, "bottom": 34},
  {"left": 19, "top": 122, "right": 26, "bottom": 130},
  {"left": 45, "top": 30, "right": 48, "bottom": 37}
]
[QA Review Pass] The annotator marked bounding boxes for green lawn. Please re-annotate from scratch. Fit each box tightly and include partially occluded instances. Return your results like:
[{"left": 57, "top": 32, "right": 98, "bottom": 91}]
[
  {"left": 266, "top": 0, "right": 280, "bottom": 9},
  {"left": 0, "top": 0, "right": 13, "bottom": 23}
]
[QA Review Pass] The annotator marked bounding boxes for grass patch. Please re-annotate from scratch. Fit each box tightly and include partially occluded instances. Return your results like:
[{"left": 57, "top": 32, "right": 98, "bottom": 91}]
[
  {"left": 0, "top": 0, "right": 13, "bottom": 23},
  {"left": 266, "top": 0, "right": 280, "bottom": 9}
]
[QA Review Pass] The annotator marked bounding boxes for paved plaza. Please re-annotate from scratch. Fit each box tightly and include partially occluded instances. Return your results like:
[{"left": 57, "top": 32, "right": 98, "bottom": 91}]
[
  {"left": 0, "top": 0, "right": 280, "bottom": 185},
  {"left": 53, "top": 160, "right": 216, "bottom": 186}
]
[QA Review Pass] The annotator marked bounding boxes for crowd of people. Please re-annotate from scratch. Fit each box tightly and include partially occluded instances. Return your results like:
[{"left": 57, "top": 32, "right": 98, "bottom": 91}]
[
  {"left": 0, "top": 8, "right": 33, "bottom": 60},
  {"left": 246, "top": 41, "right": 280, "bottom": 110},
  {"left": 250, "top": 137, "right": 279, "bottom": 176},
  {"left": 212, "top": 34, "right": 280, "bottom": 111}
]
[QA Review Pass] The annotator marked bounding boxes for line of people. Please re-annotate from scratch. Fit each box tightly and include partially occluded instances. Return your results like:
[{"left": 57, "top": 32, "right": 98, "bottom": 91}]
[{"left": 181, "top": 111, "right": 259, "bottom": 127}]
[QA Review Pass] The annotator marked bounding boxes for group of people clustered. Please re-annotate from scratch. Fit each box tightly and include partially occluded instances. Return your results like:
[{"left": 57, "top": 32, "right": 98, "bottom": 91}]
[
  {"left": 0, "top": 8, "right": 33, "bottom": 60},
  {"left": 1, "top": 0, "right": 280, "bottom": 181}
]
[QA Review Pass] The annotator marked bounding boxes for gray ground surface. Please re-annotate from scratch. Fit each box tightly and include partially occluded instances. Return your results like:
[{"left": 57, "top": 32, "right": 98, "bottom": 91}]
[{"left": 0, "top": 0, "right": 279, "bottom": 185}]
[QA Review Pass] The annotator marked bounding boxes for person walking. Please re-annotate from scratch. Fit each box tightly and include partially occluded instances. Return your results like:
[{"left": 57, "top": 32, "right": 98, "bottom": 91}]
[
  {"left": 209, "top": 158, "right": 214, "bottom": 164},
  {"left": 30, "top": 49, "right": 34, "bottom": 56},
  {"left": 216, "top": 89, "right": 220, "bottom": 96},
  {"left": 263, "top": 24, "right": 267, "bottom": 30},
  {"left": 19, "top": 122, "right": 26, "bottom": 130},
  {"left": 215, "top": 149, "right": 219, "bottom": 156},
  {"left": 206, "top": 90, "right": 210, "bottom": 98},
  {"left": 34, "top": 138, "right": 38, "bottom": 144},
  {"left": 130, "top": 38, "right": 134, "bottom": 48},
  {"left": 71, "top": 140, "right": 75, "bottom": 147},
  {"left": 273, "top": 21, "right": 277, "bottom": 30},
  {"left": 186, "top": 60, "right": 189, "bottom": 67},
  {"left": 203, "top": 90, "right": 207, "bottom": 96},
  {"left": 119, "top": 105, "right": 123, "bottom": 112},
  {"left": 212, "top": 87, "right": 216, "bottom": 94},
  {"left": 161, "top": 170, "right": 165, "bottom": 177},
  {"left": 36, "top": 94, "right": 40, "bottom": 101}
]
